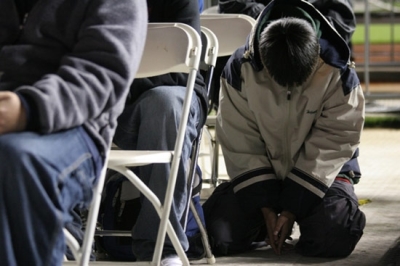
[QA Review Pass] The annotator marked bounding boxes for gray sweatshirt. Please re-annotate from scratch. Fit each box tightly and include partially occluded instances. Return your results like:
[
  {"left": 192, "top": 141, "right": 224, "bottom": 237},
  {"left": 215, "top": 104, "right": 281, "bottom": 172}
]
[{"left": 0, "top": 0, "right": 148, "bottom": 156}]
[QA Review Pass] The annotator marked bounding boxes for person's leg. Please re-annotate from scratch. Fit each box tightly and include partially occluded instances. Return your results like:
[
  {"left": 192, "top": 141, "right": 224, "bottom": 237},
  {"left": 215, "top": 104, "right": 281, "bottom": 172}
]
[
  {"left": 0, "top": 127, "right": 101, "bottom": 266},
  {"left": 296, "top": 179, "right": 366, "bottom": 257},
  {"left": 202, "top": 182, "right": 266, "bottom": 256},
  {"left": 113, "top": 86, "right": 201, "bottom": 260}
]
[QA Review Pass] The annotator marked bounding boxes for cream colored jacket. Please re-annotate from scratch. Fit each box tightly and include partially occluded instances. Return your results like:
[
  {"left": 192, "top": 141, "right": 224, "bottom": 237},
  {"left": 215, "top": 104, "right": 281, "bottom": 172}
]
[{"left": 216, "top": 0, "right": 365, "bottom": 218}]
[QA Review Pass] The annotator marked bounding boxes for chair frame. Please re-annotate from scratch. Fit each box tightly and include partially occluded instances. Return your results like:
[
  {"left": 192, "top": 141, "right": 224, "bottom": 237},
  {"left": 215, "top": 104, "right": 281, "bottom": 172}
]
[
  {"left": 183, "top": 26, "right": 218, "bottom": 265},
  {"left": 64, "top": 22, "right": 202, "bottom": 266}
]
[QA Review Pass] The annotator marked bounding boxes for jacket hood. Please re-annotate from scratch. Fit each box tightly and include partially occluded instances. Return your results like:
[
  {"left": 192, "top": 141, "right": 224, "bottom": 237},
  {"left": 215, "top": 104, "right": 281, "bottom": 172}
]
[{"left": 245, "top": 0, "right": 351, "bottom": 72}]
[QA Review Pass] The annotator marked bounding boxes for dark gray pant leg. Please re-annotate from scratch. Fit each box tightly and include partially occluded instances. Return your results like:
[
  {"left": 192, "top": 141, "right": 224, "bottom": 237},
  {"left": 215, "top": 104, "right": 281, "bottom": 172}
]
[
  {"left": 296, "top": 180, "right": 366, "bottom": 257},
  {"left": 203, "top": 183, "right": 266, "bottom": 256}
]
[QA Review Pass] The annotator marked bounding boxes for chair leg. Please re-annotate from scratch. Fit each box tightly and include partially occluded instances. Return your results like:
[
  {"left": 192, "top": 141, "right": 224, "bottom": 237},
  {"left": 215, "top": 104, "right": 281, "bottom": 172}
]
[
  {"left": 189, "top": 201, "right": 216, "bottom": 264},
  {"left": 184, "top": 128, "right": 216, "bottom": 264},
  {"left": 111, "top": 165, "right": 190, "bottom": 266},
  {"left": 211, "top": 135, "right": 219, "bottom": 187},
  {"left": 64, "top": 228, "right": 81, "bottom": 263}
]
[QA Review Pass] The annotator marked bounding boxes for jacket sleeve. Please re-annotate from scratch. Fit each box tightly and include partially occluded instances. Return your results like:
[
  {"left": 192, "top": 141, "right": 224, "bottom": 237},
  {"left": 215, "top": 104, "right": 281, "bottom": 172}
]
[
  {"left": 280, "top": 75, "right": 365, "bottom": 220},
  {"left": 218, "top": 0, "right": 269, "bottom": 19},
  {"left": 216, "top": 65, "right": 281, "bottom": 213},
  {"left": 16, "top": 0, "right": 147, "bottom": 133},
  {"left": 308, "top": 0, "right": 356, "bottom": 45}
]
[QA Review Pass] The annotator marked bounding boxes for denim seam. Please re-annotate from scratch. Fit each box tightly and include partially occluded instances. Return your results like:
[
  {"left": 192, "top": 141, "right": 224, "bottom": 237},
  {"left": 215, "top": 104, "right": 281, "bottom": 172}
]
[
  {"left": 57, "top": 153, "right": 92, "bottom": 182},
  {"left": 51, "top": 153, "right": 92, "bottom": 266}
]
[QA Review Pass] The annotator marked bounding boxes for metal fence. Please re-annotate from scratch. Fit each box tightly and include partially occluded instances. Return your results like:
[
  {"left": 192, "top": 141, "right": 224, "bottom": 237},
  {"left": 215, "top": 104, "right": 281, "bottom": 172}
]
[{"left": 356, "top": 0, "right": 400, "bottom": 98}]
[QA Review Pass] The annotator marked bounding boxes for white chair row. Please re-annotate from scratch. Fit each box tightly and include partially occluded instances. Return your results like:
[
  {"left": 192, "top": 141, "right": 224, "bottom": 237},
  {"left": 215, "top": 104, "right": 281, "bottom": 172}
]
[
  {"left": 65, "top": 13, "right": 256, "bottom": 265},
  {"left": 65, "top": 22, "right": 219, "bottom": 266}
]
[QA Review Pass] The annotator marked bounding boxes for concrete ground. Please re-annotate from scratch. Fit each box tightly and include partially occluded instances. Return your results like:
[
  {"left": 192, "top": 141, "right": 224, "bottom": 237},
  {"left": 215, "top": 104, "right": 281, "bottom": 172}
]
[
  {"left": 204, "top": 127, "right": 400, "bottom": 266},
  {"left": 193, "top": 129, "right": 400, "bottom": 266},
  {"left": 64, "top": 128, "right": 400, "bottom": 266}
]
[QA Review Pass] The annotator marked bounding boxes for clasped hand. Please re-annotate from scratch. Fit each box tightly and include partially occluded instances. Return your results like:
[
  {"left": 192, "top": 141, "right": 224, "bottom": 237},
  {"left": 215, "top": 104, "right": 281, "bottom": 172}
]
[
  {"left": 261, "top": 207, "right": 296, "bottom": 255},
  {"left": 0, "top": 91, "right": 27, "bottom": 135}
]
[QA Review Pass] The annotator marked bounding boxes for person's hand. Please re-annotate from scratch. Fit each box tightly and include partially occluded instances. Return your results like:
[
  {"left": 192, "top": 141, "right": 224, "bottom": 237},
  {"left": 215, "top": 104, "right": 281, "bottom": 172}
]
[
  {"left": 273, "top": 210, "right": 296, "bottom": 255},
  {"left": 0, "top": 91, "right": 27, "bottom": 134},
  {"left": 262, "top": 208, "right": 296, "bottom": 255},
  {"left": 261, "top": 207, "right": 279, "bottom": 254}
]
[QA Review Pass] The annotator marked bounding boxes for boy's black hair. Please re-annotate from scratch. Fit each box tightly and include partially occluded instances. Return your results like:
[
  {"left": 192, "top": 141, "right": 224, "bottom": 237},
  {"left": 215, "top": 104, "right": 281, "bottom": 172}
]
[{"left": 259, "top": 17, "right": 319, "bottom": 88}]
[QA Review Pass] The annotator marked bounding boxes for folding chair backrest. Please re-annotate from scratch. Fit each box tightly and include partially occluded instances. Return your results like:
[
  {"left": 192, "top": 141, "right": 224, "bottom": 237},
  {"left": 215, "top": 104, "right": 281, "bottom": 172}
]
[
  {"left": 136, "top": 23, "right": 201, "bottom": 78},
  {"left": 201, "top": 5, "right": 219, "bottom": 14},
  {"left": 200, "top": 26, "right": 219, "bottom": 70},
  {"left": 200, "top": 14, "right": 256, "bottom": 57},
  {"left": 199, "top": 26, "right": 219, "bottom": 95}
]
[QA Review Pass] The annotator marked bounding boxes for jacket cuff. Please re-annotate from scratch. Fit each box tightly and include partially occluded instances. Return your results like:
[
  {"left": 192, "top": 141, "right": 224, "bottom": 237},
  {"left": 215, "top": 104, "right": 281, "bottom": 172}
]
[
  {"left": 280, "top": 172, "right": 326, "bottom": 220},
  {"left": 232, "top": 167, "right": 281, "bottom": 213},
  {"left": 339, "top": 148, "right": 361, "bottom": 184},
  {"left": 15, "top": 92, "right": 39, "bottom": 131}
]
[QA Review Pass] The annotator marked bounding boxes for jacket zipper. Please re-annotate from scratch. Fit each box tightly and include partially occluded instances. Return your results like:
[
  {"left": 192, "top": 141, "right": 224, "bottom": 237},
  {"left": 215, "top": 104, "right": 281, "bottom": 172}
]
[
  {"left": 20, "top": 13, "right": 29, "bottom": 29},
  {"left": 287, "top": 88, "right": 292, "bottom": 100},
  {"left": 283, "top": 87, "right": 293, "bottom": 176},
  {"left": 15, "top": 13, "right": 29, "bottom": 43}
]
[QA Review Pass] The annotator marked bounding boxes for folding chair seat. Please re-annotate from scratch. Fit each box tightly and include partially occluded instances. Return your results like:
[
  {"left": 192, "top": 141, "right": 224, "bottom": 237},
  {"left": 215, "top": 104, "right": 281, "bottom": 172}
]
[
  {"left": 64, "top": 22, "right": 202, "bottom": 266},
  {"left": 199, "top": 14, "right": 256, "bottom": 187}
]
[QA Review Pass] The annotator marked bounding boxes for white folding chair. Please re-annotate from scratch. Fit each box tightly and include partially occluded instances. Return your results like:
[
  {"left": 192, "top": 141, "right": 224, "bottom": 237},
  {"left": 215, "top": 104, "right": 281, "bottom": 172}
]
[
  {"left": 64, "top": 22, "right": 202, "bottom": 266},
  {"left": 95, "top": 25, "right": 219, "bottom": 266},
  {"left": 92, "top": 25, "right": 219, "bottom": 265},
  {"left": 199, "top": 14, "right": 256, "bottom": 186}
]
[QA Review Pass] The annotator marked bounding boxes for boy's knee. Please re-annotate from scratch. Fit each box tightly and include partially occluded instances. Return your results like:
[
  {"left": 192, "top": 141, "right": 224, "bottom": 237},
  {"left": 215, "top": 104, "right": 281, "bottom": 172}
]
[
  {"left": 296, "top": 182, "right": 366, "bottom": 258},
  {"left": 296, "top": 223, "right": 364, "bottom": 257}
]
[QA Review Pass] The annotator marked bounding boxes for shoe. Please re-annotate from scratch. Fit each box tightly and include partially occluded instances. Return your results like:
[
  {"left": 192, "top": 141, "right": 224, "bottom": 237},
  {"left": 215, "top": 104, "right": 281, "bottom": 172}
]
[{"left": 160, "top": 255, "right": 183, "bottom": 266}]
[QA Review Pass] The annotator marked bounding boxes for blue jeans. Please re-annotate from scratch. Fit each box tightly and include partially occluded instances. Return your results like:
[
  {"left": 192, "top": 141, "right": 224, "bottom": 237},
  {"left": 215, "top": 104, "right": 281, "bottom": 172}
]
[
  {"left": 0, "top": 127, "right": 101, "bottom": 266},
  {"left": 113, "top": 86, "right": 201, "bottom": 260}
]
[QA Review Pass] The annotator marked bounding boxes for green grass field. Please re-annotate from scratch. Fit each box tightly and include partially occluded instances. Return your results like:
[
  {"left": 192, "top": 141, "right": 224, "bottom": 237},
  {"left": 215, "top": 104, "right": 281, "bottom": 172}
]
[
  {"left": 365, "top": 115, "right": 400, "bottom": 128},
  {"left": 352, "top": 23, "right": 400, "bottom": 44}
]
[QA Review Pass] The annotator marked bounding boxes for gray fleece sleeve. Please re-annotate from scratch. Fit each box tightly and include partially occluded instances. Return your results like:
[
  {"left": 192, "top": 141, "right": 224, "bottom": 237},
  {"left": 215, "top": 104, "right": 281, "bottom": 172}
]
[{"left": 16, "top": 0, "right": 148, "bottom": 134}]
